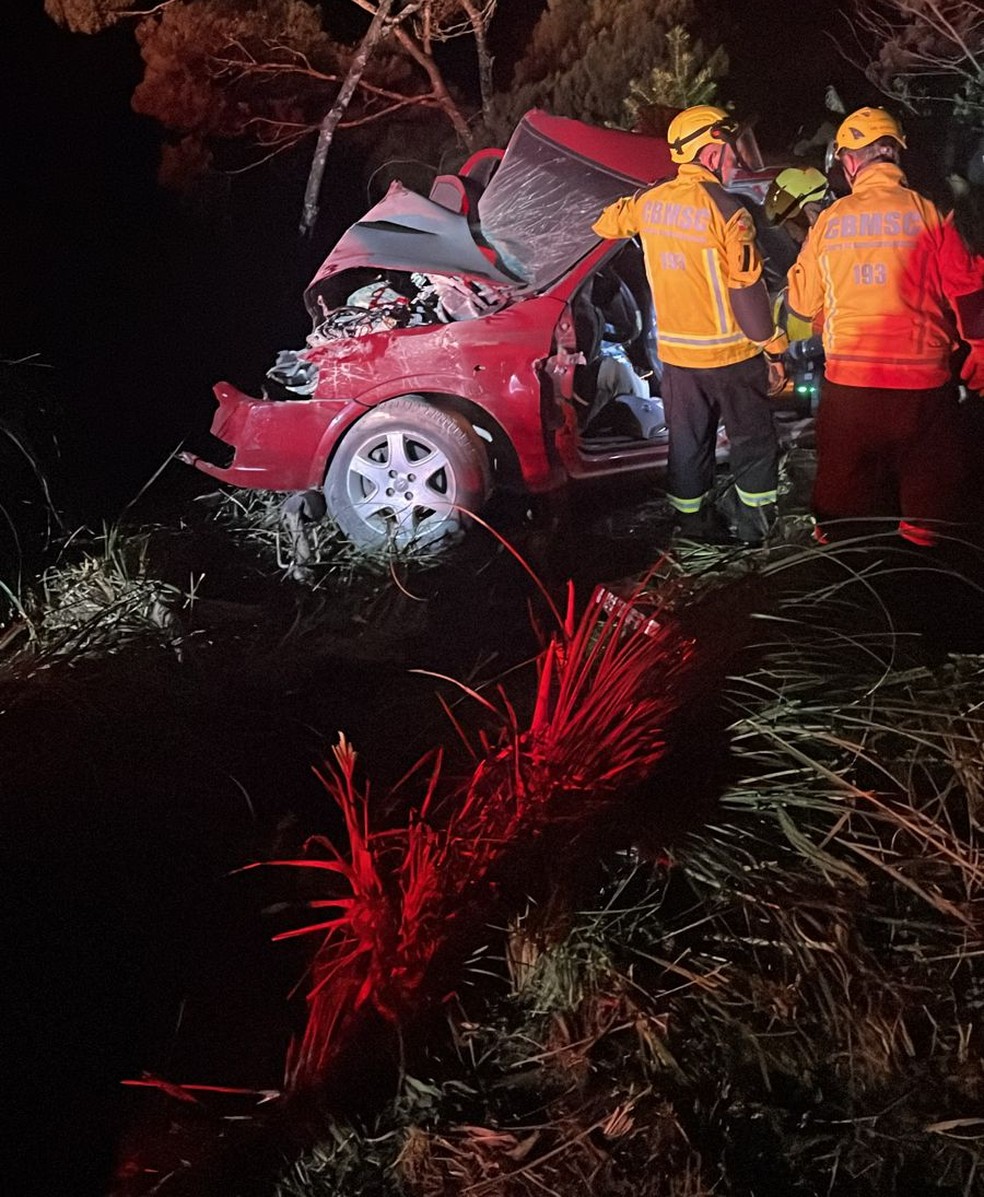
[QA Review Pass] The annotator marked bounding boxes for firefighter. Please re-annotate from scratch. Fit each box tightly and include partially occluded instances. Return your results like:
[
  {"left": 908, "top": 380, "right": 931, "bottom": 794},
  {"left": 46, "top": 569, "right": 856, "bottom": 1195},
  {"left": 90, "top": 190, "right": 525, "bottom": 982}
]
[
  {"left": 764, "top": 167, "right": 833, "bottom": 406},
  {"left": 787, "top": 107, "right": 984, "bottom": 546},
  {"left": 593, "top": 104, "right": 788, "bottom": 545},
  {"left": 941, "top": 141, "right": 984, "bottom": 392},
  {"left": 764, "top": 167, "right": 833, "bottom": 245},
  {"left": 938, "top": 148, "right": 984, "bottom": 541}
]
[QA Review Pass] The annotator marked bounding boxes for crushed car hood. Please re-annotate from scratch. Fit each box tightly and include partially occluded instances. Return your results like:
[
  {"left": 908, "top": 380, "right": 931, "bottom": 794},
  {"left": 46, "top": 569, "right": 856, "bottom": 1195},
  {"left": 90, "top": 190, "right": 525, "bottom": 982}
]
[
  {"left": 304, "top": 183, "right": 519, "bottom": 318},
  {"left": 477, "top": 110, "right": 675, "bottom": 290},
  {"left": 305, "top": 111, "right": 676, "bottom": 315}
]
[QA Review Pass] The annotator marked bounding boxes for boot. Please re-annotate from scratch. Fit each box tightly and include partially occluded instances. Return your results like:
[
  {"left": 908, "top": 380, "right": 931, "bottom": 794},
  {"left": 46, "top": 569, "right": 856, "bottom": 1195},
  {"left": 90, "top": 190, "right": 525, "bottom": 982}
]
[
  {"left": 675, "top": 505, "right": 734, "bottom": 544},
  {"left": 735, "top": 502, "right": 776, "bottom": 546}
]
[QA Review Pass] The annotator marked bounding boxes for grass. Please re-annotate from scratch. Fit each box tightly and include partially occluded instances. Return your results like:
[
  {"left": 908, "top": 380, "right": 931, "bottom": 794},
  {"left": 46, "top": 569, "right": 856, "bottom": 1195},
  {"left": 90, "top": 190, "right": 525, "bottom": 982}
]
[
  {"left": 0, "top": 523, "right": 188, "bottom": 681},
  {"left": 236, "top": 567, "right": 723, "bottom": 1098},
  {"left": 257, "top": 538, "right": 984, "bottom": 1196},
  {"left": 6, "top": 454, "right": 983, "bottom": 1195},
  {"left": 1, "top": 356, "right": 68, "bottom": 615},
  {"left": 206, "top": 486, "right": 448, "bottom": 588},
  {"left": 0, "top": 479, "right": 445, "bottom": 679}
]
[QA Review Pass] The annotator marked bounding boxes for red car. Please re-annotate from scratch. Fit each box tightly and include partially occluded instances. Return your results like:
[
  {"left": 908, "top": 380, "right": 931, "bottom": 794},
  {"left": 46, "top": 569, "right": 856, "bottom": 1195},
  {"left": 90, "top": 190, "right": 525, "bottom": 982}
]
[{"left": 182, "top": 111, "right": 788, "bottom": 551}]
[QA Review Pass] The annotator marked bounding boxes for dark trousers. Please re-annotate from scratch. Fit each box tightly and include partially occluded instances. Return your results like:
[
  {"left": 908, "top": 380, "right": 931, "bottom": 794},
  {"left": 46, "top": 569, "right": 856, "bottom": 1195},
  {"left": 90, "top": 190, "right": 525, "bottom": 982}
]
[
  {"left": 813, "top": 379, "right": 972, "bottom": 540},
  {"left": 661, "top": 355, "right": 778, "bottom": 510}
]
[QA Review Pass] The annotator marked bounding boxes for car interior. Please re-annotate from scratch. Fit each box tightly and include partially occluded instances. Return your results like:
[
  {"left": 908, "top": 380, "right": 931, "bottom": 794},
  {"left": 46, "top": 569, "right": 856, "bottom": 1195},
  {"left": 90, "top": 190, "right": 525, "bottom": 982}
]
[{"left": 571, "top": 243, "right": 668, "bottom": 450}]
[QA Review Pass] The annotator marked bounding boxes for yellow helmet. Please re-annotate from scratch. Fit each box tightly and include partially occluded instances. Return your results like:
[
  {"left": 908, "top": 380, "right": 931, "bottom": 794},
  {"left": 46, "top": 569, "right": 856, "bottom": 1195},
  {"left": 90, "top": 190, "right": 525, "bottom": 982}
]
[
  {"left": 666, "top": 105, "right": 739, "bottom": 164},
  {"left": 764, "top": 167, "right": 830, "bottom": 225},
  {"left": 833, "top": 107, "right": 906, "bottom": 156}
]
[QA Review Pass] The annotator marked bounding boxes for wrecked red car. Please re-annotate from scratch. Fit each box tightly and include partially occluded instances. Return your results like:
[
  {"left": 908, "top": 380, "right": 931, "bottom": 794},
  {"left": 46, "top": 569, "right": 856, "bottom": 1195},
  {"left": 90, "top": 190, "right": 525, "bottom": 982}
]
[{"left": 182, "top": 110, "right": 789, "bottom": 551}]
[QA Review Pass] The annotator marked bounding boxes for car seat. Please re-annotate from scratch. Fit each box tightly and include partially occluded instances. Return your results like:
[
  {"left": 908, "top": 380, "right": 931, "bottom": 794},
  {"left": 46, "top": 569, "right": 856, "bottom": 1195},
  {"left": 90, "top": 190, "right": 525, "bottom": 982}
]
[
  {"left": 429, "top": 172, "right": 504, "bottom": 269},
  {"left": 613, "top": 246, "right": 662, "bottom": 386},
  {"left": 573, "top": 270, "right": 640, "bottom": 377},
  {"left": 429, "top": 174, "right": 484, "bottom": 227}
]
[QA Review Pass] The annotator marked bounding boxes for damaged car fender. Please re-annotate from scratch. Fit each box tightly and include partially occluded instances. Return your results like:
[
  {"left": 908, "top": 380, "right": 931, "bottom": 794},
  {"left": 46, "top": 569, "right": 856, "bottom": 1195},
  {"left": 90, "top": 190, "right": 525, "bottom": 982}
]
[
  {"left": 306, "top": 296, "right": 570, "bottom": 492},
  {"left": 180, "top": 383, "right": 372, "bottom": 492}
]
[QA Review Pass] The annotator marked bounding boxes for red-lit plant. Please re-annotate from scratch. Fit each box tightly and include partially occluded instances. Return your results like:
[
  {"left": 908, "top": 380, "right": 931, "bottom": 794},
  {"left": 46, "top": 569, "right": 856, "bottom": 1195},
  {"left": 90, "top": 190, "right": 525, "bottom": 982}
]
[{"left": 243, "top": 570, "right": 728, "bottom": 1094}]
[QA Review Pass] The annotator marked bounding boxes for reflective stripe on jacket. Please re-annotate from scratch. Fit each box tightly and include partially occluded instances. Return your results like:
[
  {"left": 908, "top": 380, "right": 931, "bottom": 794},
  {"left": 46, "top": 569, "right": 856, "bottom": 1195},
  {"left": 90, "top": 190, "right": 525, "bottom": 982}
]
[
  {"left": 786, "top": 164, "right": 957, "bottom": 388},
  {"left": 593, "top": 163, "right": 766, "bottom": 369}
]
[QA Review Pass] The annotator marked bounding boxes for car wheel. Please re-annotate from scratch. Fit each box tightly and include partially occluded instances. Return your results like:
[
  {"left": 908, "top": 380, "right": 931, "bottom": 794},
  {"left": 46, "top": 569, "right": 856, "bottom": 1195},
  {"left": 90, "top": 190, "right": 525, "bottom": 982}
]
[{"left": 324, "top": 396, "right": 491, "bottom": 553}]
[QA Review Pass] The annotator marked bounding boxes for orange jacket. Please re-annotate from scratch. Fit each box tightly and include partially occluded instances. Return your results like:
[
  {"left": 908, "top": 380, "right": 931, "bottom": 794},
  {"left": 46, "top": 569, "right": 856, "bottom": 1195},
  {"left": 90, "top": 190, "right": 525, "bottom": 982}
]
[
  {"left": 938, "top": 217, "right": 984, "bottom": 342},
  {"left": 593, "top": 163, "right": 778, "bottom": 369},
  {"left": 786, "top": 164, "right": 959, "bottom": 388}
]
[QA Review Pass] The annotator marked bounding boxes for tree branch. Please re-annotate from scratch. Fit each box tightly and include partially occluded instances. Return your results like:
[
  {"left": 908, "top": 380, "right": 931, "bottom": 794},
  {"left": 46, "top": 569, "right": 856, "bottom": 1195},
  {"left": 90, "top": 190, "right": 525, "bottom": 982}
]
[
  {"left": 115, "top": 0, "right": 177, "bottom": 20},
  {"left": 244, "top": 94, "right": 439, "bottom": 144},
  {"left": 300, "top": 0, "right": 399, "bottom": 236},
  {"left": 459, "top": 0, "right": 496, "bottom": 118},
  {"left": 210, "top": 51, "right": 422, "bottom": 108},
  {"left": 389, "top": 22, "right": 473, "bottom": 147},
  {"left": 336, "top": 95, "right": 441, "bottom": 127},
  {"left": 915, "top": 0, "right": 983, "bottom": 78},
  {"left": 842, "top": 0, "right": 984, "bottom": 115}
]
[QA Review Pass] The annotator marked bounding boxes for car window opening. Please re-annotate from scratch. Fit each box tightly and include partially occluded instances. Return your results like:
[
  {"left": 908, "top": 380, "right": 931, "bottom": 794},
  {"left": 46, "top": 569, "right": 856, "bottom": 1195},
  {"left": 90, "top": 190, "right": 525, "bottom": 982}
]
[{"left": 571, "top": 246, "right": 667, "bottom": 449}]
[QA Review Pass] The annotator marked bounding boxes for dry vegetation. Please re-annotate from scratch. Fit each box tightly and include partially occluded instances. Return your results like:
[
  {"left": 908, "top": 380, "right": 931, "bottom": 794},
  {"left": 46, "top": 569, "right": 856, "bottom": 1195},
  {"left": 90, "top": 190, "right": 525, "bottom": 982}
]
[
  {"left": 257, "top": 543, "right": 984, "bottom": 1197},
  {"left": 3, "top": 475, "right": 984, "bottom": 1196}
]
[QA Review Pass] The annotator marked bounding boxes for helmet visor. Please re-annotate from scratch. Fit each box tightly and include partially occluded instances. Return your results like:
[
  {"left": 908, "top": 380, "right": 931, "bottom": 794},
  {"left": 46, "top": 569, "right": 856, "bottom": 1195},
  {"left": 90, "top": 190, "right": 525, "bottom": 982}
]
[{"left": 764, "top": 185, "right": 789, "bottom": 225}]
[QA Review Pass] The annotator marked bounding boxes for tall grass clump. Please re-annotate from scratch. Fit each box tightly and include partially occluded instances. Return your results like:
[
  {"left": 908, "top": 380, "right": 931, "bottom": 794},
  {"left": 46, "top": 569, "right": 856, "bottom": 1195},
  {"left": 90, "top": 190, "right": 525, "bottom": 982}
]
[
  {"left": 0, "top": 524, "right": 187, "bottom": 691},
  {"left": 240, "top": 561, "right": 750, "bottom": 1096},
  {"left": 206, "top": 487, "right": 449, "bottom": 587}
]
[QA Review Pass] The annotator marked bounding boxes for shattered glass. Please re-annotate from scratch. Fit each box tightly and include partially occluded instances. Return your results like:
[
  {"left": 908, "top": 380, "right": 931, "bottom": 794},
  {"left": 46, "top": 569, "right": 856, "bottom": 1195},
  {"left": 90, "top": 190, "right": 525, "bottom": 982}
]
[{"left": 478, "top": 115, "right": 670, "bottom": 291}]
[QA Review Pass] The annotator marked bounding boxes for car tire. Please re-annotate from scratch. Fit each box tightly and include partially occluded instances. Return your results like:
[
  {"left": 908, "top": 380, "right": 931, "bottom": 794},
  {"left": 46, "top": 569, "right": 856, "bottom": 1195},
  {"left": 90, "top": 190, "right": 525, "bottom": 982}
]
[{"left": 323, "top": 396, "right": 492, "bottom": 553}]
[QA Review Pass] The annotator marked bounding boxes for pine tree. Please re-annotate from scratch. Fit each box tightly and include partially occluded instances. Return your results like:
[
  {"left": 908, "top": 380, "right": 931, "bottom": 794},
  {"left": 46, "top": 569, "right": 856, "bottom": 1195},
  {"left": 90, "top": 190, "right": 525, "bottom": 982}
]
[
  {"left": 487, "top": 0, "right": 705, "bottom": 137},
  {"left": 620, "top": 25, "right": 729, "bottom": 135}
]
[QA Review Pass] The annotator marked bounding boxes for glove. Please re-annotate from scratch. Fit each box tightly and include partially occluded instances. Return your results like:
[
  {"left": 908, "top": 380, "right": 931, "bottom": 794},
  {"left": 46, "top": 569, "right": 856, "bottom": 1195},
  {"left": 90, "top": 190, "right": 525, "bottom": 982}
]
[
  {"left": 961, "top": 350, "right": 984, "bottom": 394},
  {"left": 766, "top": 354, "right": 787, "bottom": 397}
]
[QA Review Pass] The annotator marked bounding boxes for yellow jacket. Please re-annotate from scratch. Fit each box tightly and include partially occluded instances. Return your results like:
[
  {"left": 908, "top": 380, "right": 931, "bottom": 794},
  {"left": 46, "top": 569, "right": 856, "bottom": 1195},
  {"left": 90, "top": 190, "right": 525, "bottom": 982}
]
[
  {"left": 786, "top": 163, "right": 956, "bottom": 388},
  {"left": 593, "top": 163, "right": 775, "bottom": 369}
]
